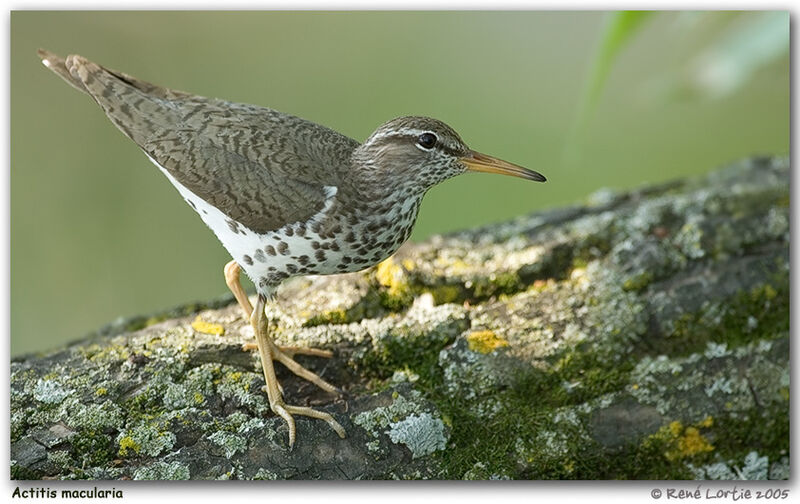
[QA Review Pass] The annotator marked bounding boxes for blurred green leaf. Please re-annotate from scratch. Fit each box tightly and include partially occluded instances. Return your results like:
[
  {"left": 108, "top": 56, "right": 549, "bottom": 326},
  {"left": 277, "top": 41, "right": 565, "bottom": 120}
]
[
  {"left": 565, "top": 11, "right": 653, "bottom": 164},
  {"left": 586, "top": 11, "right": 654, "bottom": 110}
]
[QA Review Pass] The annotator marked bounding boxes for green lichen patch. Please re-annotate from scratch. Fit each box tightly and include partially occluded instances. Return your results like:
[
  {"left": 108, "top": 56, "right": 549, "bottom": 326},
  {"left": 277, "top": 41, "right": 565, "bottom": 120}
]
[
  {"left": 116, "top": 423, "right": 176, "bottom": 458},
  {"left": 387, "top": 412, "right": 447, "bottom": 459},
  {"left": 33, "top": 378, "right": 74, "bottom": 404},
  {"left": 67, "top": 401, "right": 125, "bottom": 431},
  {"left": 208, "top": 430, "right": 247, "bottom": 458},
  {"left": 133, "top": 460, "right": 191, "bottom": 480},
  {"left": 353, "top": 386, "right": 448, "bottom": 460},
  {"left": 162, "top": 364, "right": 217, "bottom": 409}
]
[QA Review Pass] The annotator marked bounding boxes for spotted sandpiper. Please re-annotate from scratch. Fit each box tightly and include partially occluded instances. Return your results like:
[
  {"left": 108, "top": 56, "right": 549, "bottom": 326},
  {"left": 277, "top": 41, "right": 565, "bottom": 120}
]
[{"left": 38, "top": 50, "right": 546, "bottom": 448}]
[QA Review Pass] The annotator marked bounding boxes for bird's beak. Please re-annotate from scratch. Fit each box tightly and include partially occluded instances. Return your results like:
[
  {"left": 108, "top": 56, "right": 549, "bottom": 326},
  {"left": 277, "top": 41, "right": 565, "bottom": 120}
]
[{"left": 460, "top": 151, "right": 546, "bottom": 182}]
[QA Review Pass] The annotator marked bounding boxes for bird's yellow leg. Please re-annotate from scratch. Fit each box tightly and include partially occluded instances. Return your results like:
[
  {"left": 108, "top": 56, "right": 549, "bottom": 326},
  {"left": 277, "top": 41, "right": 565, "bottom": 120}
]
[
  {"left": 251, "top": 295, "right": 346, "bottom": 447},
  {"left": 223, "top": 260, "right": 333, "bottom": 358},
  {"left": 224, "top": 259, "right": 253, "bottom": 317}
]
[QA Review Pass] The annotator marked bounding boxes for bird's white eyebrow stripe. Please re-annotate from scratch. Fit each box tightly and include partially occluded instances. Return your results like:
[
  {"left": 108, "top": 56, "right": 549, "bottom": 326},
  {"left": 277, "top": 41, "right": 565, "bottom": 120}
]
[
  {"left": 365, "top": 127, "right": 430, "bottom": 145},
  {"left": 365, "top": 127, "right": 462, "bottom": 154}
]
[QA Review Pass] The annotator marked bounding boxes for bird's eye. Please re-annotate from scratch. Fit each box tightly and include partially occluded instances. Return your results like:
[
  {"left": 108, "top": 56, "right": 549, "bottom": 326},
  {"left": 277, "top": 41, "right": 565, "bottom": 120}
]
[{"left": 417, "top": 132, "right": 438, "bottom": 150}]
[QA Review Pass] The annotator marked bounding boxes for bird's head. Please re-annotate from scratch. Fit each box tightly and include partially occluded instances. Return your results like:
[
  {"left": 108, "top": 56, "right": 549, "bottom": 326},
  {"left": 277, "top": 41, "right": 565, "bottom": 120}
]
[{"left": 353, "top": 116, "right": 545, "bottom": 193}]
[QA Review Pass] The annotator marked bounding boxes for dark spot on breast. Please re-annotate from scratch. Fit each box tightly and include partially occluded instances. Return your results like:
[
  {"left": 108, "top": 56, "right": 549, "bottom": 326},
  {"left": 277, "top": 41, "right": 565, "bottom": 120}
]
[
  {"left": 242, "top": 255, "right": 253, "bottom": 266},
  {"left": 315, "top": 250, "right": 326, "bottom": 262},
  {"left": 330, "top": 242, "right": 340, "bottom": 252},
  {"left": 226, "top": 219, "right": 240, "bottom": 234},
  {"left": 311, "top": 241, "right": 320, "bottom": 250},
  {"left": 254, "top": 249, "right": 266, "bottom": 262},
  {"left": 341, "top": 256, "right": 352, "bottom": 264},
  {"left": 277, "top": 242, "right": 289, "bottom": 255},
  {"left": 298, "top": 255, "right": 310, "bottom": 265},
  {"left": 345, "top": 231, "right": 356, "bottom": 243},
  {"left": 265, "top": 245, "right": 277, "bottom": 256},
  {"left": 284, "top": 227, "right": 294, "bottom": 237},
  {"left": 296, "top": 224, "right": 306, "bottom": 237},
  {"left": 286, "top": 264, "right": 298, "bottom": 274},
  {"left": 185, "top": 199, "right": 197, "bottom": 210}
]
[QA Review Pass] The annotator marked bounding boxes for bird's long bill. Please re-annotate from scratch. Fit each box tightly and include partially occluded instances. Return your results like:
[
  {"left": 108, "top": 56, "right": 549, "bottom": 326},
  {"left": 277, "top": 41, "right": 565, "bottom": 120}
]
[{"left": 460, "top": 151, "right": 546, "bottom": 182}]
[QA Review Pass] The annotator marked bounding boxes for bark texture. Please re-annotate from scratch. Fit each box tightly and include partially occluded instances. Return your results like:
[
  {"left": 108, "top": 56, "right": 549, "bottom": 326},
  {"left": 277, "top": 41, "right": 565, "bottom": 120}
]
[{"left": 11, "top": 156, "right": 789, "bottom": 480}]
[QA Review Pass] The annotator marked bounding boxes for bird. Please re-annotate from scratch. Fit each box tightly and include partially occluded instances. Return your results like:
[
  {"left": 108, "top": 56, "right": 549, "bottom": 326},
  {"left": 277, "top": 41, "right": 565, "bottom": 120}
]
[{"left": 37, "top": 49, "right": 546, "bottom": 448}]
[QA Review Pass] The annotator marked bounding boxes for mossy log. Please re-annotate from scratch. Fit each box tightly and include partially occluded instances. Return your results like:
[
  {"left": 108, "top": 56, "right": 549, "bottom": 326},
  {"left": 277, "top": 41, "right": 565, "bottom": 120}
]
[{"left": 11, "top": 156, "right": 789, "bottom": 480}]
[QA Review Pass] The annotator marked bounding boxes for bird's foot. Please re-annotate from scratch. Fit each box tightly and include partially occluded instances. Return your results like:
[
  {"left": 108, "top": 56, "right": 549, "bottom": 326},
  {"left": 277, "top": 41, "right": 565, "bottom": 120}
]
[
  {"left": 225, "top": 262, "right": 346, "bottom": 447},
  {"left": 269, "top": 398, "right": 347, "bottom": 448},
  {"left": 245, "top": 342, "right": 337, "bottom": 395}
]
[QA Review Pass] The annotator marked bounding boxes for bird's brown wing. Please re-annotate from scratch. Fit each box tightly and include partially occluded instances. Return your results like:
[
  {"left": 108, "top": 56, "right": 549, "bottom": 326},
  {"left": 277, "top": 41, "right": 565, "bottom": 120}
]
[{"left": 38, "top": 50, "right": 359, "bottom": 233}]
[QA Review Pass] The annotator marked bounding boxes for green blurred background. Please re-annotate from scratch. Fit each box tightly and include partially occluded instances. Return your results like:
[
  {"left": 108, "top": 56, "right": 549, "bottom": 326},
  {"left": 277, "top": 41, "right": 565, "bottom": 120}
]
[{"left": 11, "top": 11, "right": 789, "bottom": 356}]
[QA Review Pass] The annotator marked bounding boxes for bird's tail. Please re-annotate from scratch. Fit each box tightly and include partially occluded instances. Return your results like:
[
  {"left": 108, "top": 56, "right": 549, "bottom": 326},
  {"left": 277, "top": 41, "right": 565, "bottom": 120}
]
[
  {"left": 36, "top": 49, "right": 191, "bottom": 146},
  {"left": 37, "top": 49, "right": 92, "bottom": 95},
  {"left": 37, "top": 49, "right": 191, "bottom": 100}
]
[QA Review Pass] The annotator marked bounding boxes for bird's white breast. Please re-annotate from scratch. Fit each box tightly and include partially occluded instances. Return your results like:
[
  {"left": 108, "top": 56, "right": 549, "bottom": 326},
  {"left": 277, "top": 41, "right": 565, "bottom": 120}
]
[{"left": 147, "top": 156, "right": 346, "bottom": 295}]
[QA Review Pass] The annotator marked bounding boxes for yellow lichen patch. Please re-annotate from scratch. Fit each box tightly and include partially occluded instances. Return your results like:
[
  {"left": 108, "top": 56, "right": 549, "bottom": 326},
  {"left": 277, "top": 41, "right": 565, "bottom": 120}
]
[
  {"left": 118, "top": 436, "right": 141, "bottom": 457},
  {"left": 95, "top": 387, "right": 108, "bottom": 397},
  {"left": 676, "top": 427, "right": 713, "bottom": 457},
  {"left": 401, "top": 259, "right": 416, "bottom": 271},
  {"left": 662, "top": 419, "right": 714, "bottom": 461},
  {"left": 376, "top": 258, "right": 404, "bottom": 290},
  {"left": 466, "top": 330, "right": 509, "bottom": 354},
  {"left": 375, "top": 257, "right": 412, "bottom": 308},
  {"left": 191, "top": 315, "right": 225, "bottom": 336}
]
